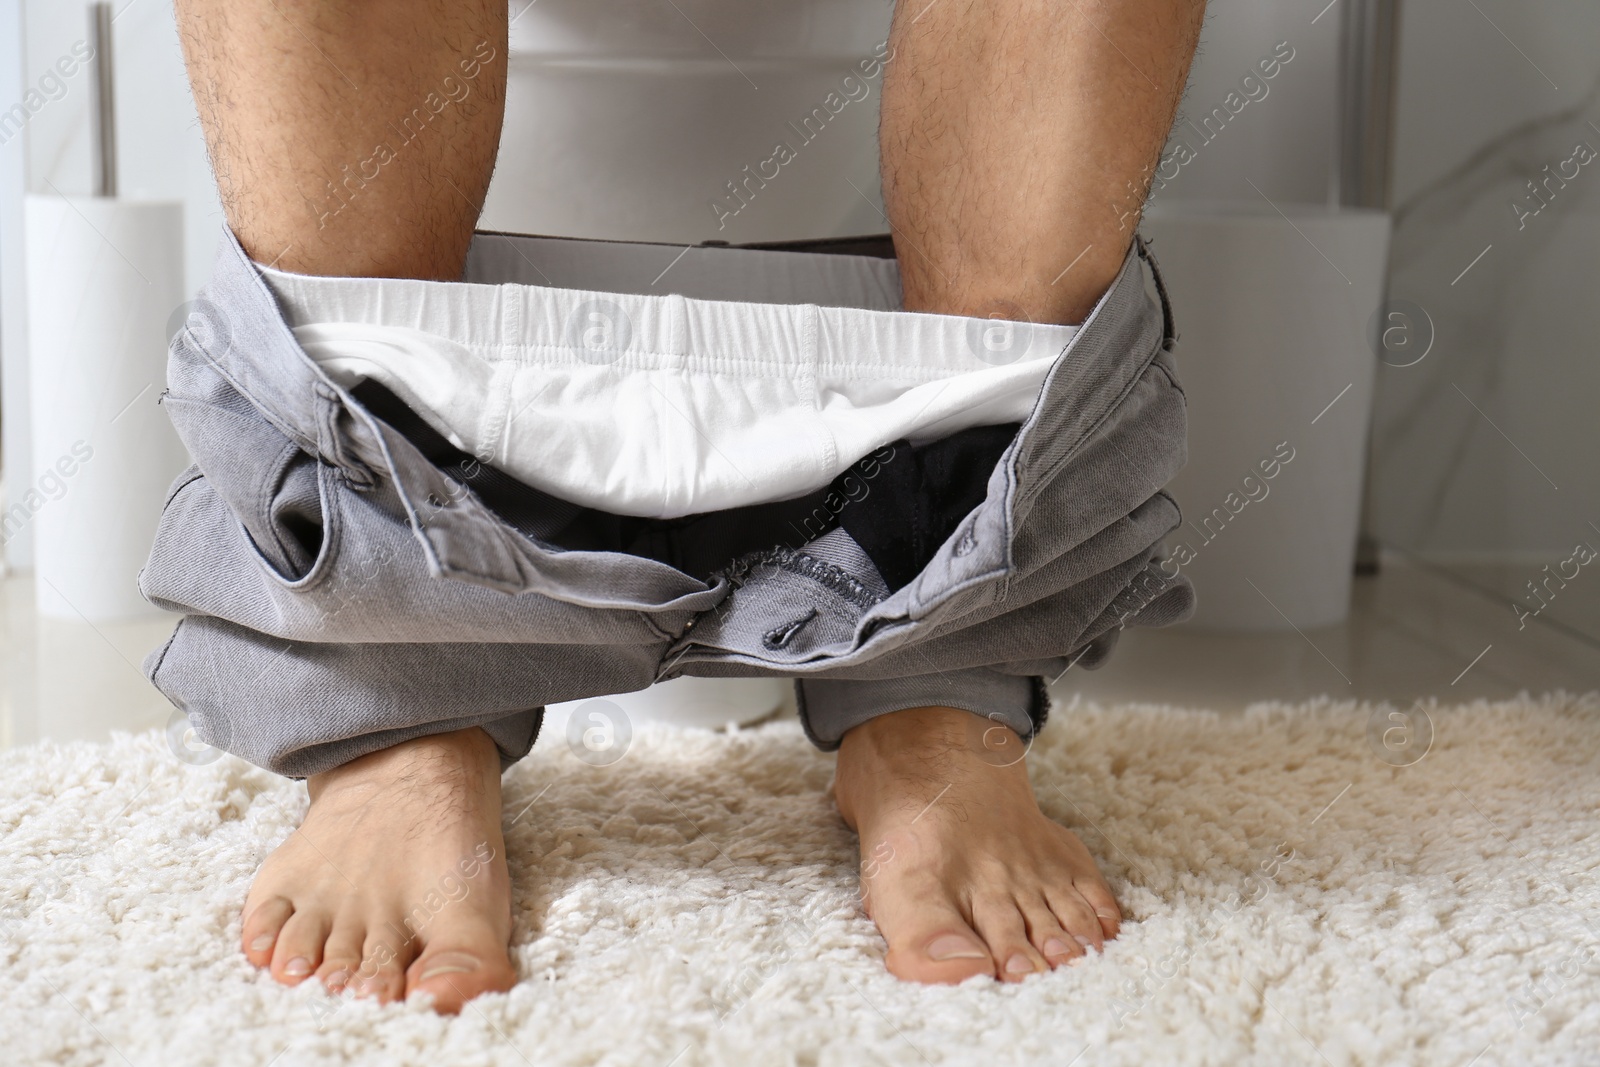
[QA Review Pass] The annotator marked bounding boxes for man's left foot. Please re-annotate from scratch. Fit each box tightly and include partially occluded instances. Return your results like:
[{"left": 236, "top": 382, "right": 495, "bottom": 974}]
[
  {"left": 239, "top": 727, "right": 517, "bottom": 1013},
  {"left": 834, "top": 705, "right": 1120, "bottom": 984}
]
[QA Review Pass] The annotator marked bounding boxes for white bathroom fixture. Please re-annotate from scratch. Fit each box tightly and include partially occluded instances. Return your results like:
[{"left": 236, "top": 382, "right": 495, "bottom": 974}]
[
  {"left": 482, "top": 0, "right": 895, "bottom": 244},
  {"left": 1141, "top": 201, "right": 1391, "bottom": 631}
]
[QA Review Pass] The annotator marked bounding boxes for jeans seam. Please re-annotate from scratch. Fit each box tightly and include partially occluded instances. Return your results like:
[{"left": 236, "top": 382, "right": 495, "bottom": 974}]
[{"left": 145, "top": 616, "right": 185, "bottom": 688}]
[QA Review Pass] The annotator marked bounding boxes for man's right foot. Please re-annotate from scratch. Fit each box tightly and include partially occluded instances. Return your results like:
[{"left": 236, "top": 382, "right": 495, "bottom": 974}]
[
  {"left": 239, "top": 727, "right": 518, "bottom": 1013},
  {"left": 834, "top": 705, "right": 1121, "bottom": 984}
]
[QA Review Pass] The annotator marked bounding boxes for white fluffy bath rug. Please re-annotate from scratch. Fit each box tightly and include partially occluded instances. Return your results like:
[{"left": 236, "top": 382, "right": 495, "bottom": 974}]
[{"left": 4, "top": 694, "right": 1600, "bottom": 1067}]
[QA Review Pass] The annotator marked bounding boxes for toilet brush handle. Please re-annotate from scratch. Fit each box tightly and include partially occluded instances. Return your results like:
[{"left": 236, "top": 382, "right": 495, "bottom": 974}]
[{"left": 89, "top": 1, "right": 115, "bottom": 198}]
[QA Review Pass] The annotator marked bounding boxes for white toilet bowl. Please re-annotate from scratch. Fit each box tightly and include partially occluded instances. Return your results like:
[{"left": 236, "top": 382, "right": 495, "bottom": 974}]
[{"left": 483, "top": 0, "right": 895, "bottom": 244}]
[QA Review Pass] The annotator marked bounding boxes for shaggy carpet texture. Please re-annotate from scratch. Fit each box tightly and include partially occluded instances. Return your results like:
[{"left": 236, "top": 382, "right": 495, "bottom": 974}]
[{"left": 3, "top": 694, "right": 1599, "bottom": 1067}]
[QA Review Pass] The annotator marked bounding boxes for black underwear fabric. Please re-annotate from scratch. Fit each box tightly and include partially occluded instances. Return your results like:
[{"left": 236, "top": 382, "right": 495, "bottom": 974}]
[{"left": 350, "top": 378, "right": 1019, "bottom": 591}]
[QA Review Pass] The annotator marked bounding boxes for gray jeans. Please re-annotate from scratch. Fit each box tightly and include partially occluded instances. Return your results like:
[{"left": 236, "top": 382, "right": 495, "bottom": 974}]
[{"left": 139, "top": 226, "right": 1193, "bottom": 778}]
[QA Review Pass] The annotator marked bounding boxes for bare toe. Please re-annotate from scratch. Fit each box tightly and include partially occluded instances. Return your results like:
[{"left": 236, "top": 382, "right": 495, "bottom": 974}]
[
  {"left": 352, "top": 929, "right": 416, "bottom": 1003},
  {"left": 874, "top": 879, "right": 994, "bottom": 984},
  {"left": 1019, "top": 895, "right": 1084, "bottom": 967},
  {"left": 1071, "top": 870, "right": 1123, "bottom": 941},
  {"left": 408, "top": 936, "right": 518, "bottom": 1013},
  {"left": 972, "top": 896, "right": 1048, "bottom": 982},
  {"left": 317, "top": 918, "right": 366, "bottom": 994},
  {"left": 270, "top": 909, "right": 329, "bottom": 985},
  {"left": 1046, "top": 881, "right": 1107, "bottom": 955},
  {"left": 241, "top": 895, "right": 293, "bottom": 968}
]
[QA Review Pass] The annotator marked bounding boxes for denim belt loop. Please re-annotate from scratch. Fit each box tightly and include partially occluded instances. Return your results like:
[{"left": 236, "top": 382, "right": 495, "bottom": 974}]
[
  {"left": 1134, "top": 232, "right": 1178, "bottom": 353},
  {"left": 311, "top": 381, "right": 380, "bottom": 492}
]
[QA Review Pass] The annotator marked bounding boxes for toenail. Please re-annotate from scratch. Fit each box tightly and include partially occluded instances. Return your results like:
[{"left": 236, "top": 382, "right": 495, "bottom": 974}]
[
  {"left": 283, "top": 957, "right": 312, "bottom": 977},
  {"left": 324, "top": 969, "right": 351, "bottom": 991},
  {"left": 249, "top": 935, "right": 275, "bottom": 953},
  {"left": 1005, "top": 953, "right": 1037, "bottom": 974},
  {"left": 1074, "top": 935, "right": 1098, "bottom": 953},
  {"left": 1043, "top": 938, "right": 1072, "bottom": 958},
  {"left": 926, "top": 935, "right": 988, "bottom": 961},
  {"left": 419, "top": 953, "right": 480, "bottom": 982}
]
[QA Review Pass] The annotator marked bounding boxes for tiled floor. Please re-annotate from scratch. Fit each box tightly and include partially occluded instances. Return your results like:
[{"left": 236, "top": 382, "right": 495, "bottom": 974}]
[
  {"left": 2, "top": 553, "right": 1597, "bottom": 752},
  {"left": 1061, "top": 553, "right": 1600, "bottom": 711},
  {"left": 0, "top": 575, "right": 180, "bottom": 749},
  {"left": 1434, "top": 557, "right": 1600, "bottom": 650}
]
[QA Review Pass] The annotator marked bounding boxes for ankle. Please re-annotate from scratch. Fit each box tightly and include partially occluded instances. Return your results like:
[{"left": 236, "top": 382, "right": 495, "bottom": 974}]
[
  {"left": 842, "top": 705, "right": 970, "bottom": 755},
  {"left": 836, "top": 706, "right": 1028, "bottom": 827},
  {"left": 309, "top": 727, "right": 500, "bottom": 800}
]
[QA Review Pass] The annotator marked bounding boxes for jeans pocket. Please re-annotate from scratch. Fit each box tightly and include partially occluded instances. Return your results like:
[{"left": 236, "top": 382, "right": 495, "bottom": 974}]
[
  {"left": 249, "top": 444, "right": 340, "bottom": 586},
  {"left": 162, "top": 395, "right": 341, "bottom": 588}
]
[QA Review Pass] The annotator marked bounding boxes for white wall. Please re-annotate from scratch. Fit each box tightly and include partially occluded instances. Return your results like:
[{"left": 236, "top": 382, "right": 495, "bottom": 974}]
[
  {"left": 1155, "top": 0, "right": 1341, "bottom": 207},
  {"left": 20, "top": 0, "right": 220, "bottom": 289},
  {"left": 1, "top": 0, "right": 32, "bottom": 567},
  {"left": 1368, "top": 0, "right": 1600, "bottom": 556}
]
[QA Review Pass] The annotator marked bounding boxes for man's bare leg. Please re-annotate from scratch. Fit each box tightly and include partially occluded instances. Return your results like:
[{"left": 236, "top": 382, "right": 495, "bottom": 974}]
[
  {"left": 175, "top": 0, "right": 514, "bottom": 1012},
  {"left": 881, "top": 0, "right": 1204, "bottom": 326},
  {"left": 179, "top": 0, "right": 504, "bottom": 280},
  {"left": 836, "top": 0, "right": 1205, "bottom": 984}
]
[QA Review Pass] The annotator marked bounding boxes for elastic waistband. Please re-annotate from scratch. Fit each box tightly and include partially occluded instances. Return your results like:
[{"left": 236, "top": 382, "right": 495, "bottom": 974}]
[{"left": 256, "top": 235, "right": 1078, "bottom": 379}]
